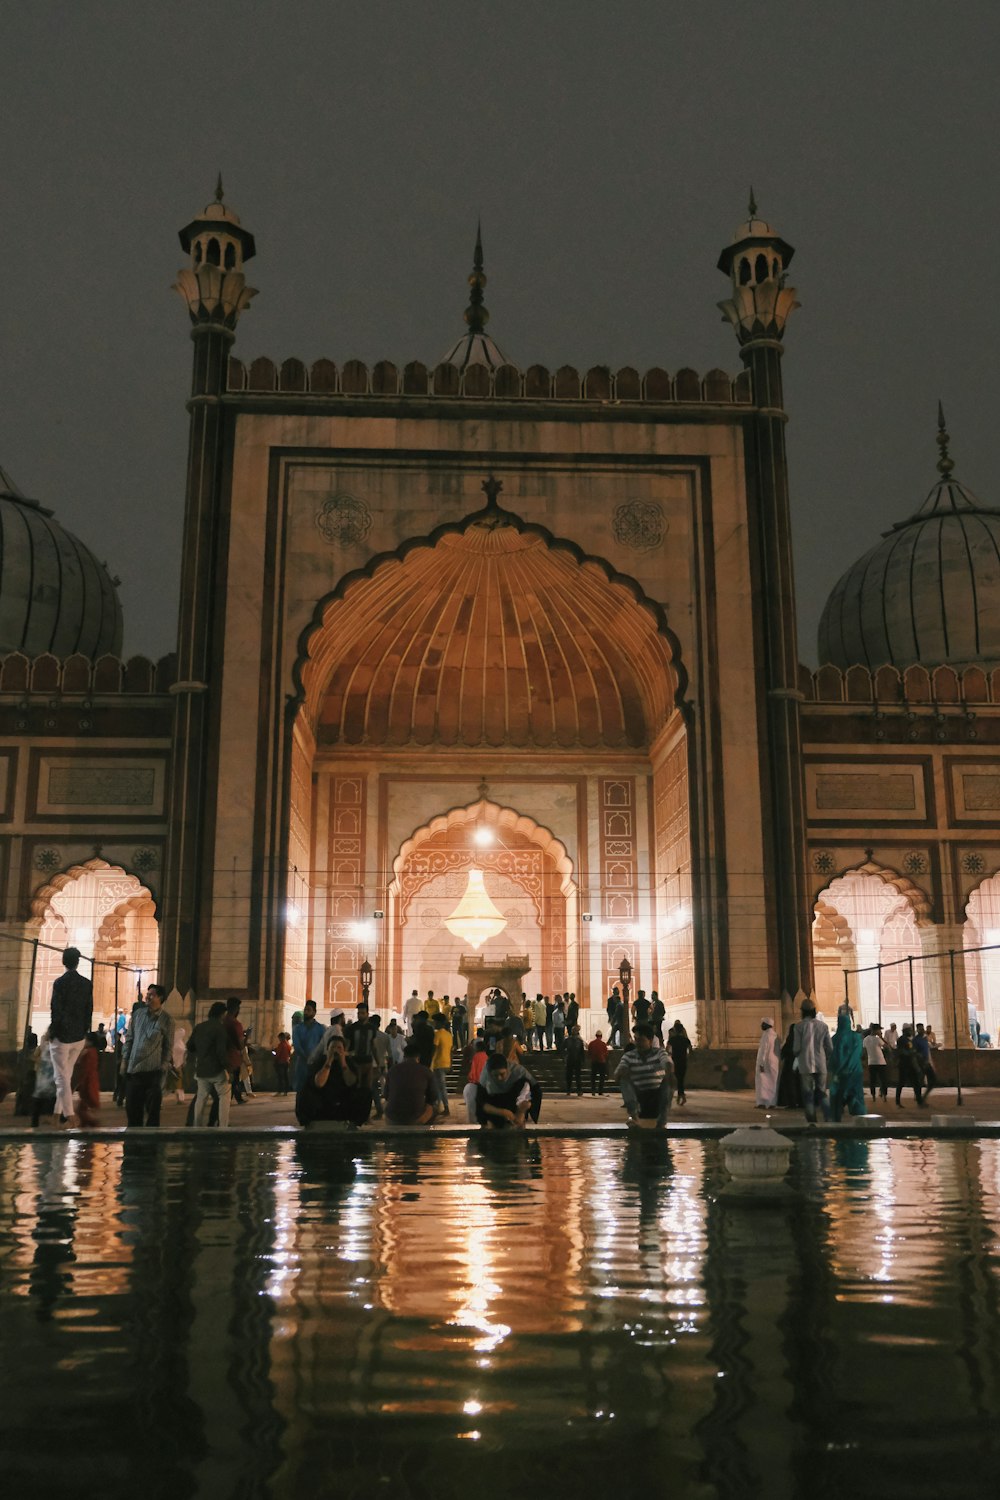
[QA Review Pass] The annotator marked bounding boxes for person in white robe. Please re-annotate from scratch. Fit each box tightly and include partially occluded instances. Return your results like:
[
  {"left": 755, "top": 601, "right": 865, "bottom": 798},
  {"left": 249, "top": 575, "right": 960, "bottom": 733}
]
[{"left": 755, "top": 1018, "right": 780, "bottom": 1107}]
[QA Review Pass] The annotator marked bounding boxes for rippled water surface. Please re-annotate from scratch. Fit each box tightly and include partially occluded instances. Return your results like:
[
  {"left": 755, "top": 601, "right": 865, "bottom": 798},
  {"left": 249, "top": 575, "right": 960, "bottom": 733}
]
[{"left": 2, "top": 1136, "right": 1000, "bottom": 1499}]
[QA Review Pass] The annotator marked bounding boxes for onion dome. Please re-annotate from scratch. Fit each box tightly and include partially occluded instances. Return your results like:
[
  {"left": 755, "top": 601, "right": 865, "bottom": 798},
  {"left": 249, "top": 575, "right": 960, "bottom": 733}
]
[
  {"left": 818, "top": 408, "right": 1000, "bottom": 670},
  {"left": 0, "top": 465, "right": 123, "bottom": 657},
  {"left": 439, "top": 223, "right": 509, "bottom": 370}
]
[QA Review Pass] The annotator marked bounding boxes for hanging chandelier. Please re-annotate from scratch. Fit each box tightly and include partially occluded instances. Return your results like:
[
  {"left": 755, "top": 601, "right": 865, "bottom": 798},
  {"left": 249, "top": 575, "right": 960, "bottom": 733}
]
[{"left": 444, "top": 868, "right": 507, "bottom": 950}]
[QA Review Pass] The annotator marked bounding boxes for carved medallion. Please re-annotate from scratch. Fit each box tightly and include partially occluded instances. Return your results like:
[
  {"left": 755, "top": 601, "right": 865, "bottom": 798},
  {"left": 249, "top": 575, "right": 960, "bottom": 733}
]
[
  {"left": 316, "top": 493, "right": 373, "bottom": 547},
  {"left": 613, "top": 500, "right": 665, "bottom": 551}
]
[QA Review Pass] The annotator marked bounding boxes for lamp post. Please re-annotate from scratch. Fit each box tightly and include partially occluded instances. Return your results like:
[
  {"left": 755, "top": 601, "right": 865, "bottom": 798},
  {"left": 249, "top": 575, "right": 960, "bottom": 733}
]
[
  {"left": 619, "top": 956, "right": 633, "bottom": 1049},
  {"left": 360, "top": 957, "right": 372, "bottom": 1007}
]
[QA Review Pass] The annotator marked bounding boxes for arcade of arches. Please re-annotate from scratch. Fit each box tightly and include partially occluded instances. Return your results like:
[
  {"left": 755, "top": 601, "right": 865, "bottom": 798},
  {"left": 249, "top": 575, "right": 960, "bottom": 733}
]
[{"left": 280, "top": 515, "right": 698, "bottom": 1037}]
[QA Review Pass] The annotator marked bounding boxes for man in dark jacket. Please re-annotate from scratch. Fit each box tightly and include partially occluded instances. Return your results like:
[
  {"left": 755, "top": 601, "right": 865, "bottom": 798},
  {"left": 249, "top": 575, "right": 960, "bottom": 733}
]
[
  {"left": 50, "top": 946, "right": 93, "bottom": 1125},
  {"left": 188, "top": 1002, "right": 232, "bottom": 1127}
]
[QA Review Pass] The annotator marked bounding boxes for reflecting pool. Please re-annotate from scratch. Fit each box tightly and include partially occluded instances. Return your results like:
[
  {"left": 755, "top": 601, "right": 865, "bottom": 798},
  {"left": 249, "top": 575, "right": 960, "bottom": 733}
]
[{"left": 1, "top": 1136, "right": 999, "bottom": 1498}]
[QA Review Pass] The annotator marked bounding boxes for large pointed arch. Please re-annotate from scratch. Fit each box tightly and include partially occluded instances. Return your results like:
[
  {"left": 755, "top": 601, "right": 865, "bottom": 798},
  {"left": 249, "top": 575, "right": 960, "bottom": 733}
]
[
  {"left": 292, "top": 498, "right": 685, "bottom": 750},
  {"left": 391, "top": 798, "right": 575, "bottom": 897}
]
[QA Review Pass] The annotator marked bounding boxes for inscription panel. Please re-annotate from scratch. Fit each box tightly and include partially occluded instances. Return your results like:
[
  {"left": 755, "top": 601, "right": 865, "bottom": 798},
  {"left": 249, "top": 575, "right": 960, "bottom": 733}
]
[
  {"left": 0, "top": 749, "right": 13, "bottom": 822},
  {"left": 30, "top": 753, "right": 167, "bottom": 821},
  {"left": 815, "top": 774, "right": 916, "bottom": 811},
  {"left": 48, "top": 767, "right": 155, "bottom": 806},
  {"left": 948, "top": 761, "right": 1000, "bottom": 823},
  {"left": 806, "top": 761, "right": 928, "bottom": 825},
  {"left": 963, "top": 774, "right": 1000, "bottom": 812}
]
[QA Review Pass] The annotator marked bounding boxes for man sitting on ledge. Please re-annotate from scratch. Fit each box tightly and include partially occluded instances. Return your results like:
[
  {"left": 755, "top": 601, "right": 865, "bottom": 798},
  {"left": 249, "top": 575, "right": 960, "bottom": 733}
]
[
  {"left": 475, "top": 1052, "right": 542, "bottom": 1130},
  {"left": 616, "top": 1023, "right": 673, "bottom": 1131},
  {"left": 296, "top": 1034, "right": 372, "bottom": 1128},
  {"left": 384, "top": 1041, "right": 440, "bottom": 1126}
]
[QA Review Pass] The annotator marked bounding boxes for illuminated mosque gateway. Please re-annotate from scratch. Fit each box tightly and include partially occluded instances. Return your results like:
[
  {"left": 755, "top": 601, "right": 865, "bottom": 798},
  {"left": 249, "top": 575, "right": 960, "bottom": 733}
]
[{"left": 3, "top": 185, "right": 1000, "bottom": 1055}]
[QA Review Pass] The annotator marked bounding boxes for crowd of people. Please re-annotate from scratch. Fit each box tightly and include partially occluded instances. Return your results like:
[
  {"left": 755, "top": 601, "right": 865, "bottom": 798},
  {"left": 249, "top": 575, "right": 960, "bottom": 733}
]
[
  {"left": 10, "top": 949, "right": 947, "bottom": 1134},
  {"left": 754, "top": 1001, "right": 941, "bottom": 1121}
]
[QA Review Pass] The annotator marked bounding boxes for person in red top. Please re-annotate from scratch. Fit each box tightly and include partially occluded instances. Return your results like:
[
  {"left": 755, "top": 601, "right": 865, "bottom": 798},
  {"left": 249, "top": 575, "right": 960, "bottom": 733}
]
[
  {"left": 462, "top": 1039, "right": 489, "bottom": 1122},
  {"left": 587, "top": 1030, "right": 609, "bottom": 1095},
  {"left": 72, "top": 1033, "right": 101, "bottom": 1128},
  {"left": 273, "top": 1033, "right": 292, "bottom": 1095}
]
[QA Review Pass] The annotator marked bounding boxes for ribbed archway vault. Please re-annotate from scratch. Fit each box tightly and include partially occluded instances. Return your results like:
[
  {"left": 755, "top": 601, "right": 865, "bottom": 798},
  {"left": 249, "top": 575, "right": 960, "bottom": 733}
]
[{"left": 297, "top": 511, "right": 679, "bottom": 749}]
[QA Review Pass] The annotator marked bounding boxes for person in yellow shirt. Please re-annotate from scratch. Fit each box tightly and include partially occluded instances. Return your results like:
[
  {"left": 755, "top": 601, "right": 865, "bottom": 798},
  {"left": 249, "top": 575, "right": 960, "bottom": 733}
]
[{"left": 430, "top": 1013, "right": 453, "bottom": 1115}]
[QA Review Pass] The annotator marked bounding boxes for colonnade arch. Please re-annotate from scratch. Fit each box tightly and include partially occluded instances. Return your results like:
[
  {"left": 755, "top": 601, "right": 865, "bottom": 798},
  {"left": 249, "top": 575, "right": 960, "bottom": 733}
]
[
  {"left": 812, "top": 863, "right": 931, "bottom": 1028},
  {"left": 26, "top": 858, "right": 158, "bottom": 1037}
]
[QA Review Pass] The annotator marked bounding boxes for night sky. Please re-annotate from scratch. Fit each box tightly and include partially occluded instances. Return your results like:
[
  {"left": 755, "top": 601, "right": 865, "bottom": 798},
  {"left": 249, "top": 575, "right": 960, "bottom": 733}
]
[{"left": 2, "top": 2, "right": 997, "bottom": 663}]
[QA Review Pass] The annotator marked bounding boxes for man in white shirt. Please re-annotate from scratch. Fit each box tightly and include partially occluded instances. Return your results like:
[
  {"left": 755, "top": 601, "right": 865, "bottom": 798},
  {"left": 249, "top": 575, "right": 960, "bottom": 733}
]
[
  {"left": 862, "top": 1024, "right": 888, "bottom": 1100},
  {"left": 793, "top": 1000, "right": 832, "bottom": 1123}
]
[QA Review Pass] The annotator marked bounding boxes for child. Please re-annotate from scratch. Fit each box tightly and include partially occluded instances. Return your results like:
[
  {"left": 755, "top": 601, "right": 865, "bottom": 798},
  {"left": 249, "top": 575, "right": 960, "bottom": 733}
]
[
  {"left": 72, "top": 1032, "right": 101, "bottom": 1129},
  {"left": 274, "top": 1033, "right": 291, "bottom": 1094}
]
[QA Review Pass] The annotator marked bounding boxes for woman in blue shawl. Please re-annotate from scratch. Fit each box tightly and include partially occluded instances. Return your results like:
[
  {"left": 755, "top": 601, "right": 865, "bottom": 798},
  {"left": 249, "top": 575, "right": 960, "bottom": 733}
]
[{"left": 829, "top": 1006, "right": 866, "bottom": 1120}]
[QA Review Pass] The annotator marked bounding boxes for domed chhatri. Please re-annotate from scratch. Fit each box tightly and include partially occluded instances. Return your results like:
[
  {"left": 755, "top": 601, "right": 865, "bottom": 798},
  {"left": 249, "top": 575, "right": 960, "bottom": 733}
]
[
  {"left": 818, "top": 408, "right": 1000, "bottom": 671},
  {"left": 0, "top": 465, "right": 122, "bottom": 657}
]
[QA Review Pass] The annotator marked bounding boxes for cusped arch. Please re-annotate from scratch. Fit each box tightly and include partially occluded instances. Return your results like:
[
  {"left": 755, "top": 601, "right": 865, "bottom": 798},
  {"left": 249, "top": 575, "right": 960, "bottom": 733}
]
[
  {"left": 391, "top": 799, "right": 575, "bottom": 898},
  {"left": 292, "top": 501, "right": 685, "bottom": 751},
  {"left": 820, "top": 860, "right": 932, "bottom": 926},
  {"left": 30, "top": 857, "right": 157, "bottom": 923},
  {"left": 812, "top": 898, "right": 854, "bottom": 950}
]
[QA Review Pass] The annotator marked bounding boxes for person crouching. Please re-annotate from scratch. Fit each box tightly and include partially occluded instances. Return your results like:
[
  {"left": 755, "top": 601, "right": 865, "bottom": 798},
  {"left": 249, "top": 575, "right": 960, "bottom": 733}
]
[
  {"left": 384, "top": 1041, "right": 439, "bottom": 1126},
  {"left": 475, "top": 1052, "right": 542, "bottom": 1130},
  {"left": 296, "top": 1034, "right": 372, "bottom": 1128},
  {"left": 616, "top": 1023, "right": 674, "bottom": 1131}
]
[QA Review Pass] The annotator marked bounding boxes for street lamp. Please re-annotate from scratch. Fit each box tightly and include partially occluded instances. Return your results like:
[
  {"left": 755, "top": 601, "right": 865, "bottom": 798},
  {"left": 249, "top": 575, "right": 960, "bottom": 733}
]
[
  {"left": 619, "top": 955, "right": 633, "bottom": 1048},
  {"left": 360, "top": 957, "right": 372, "bottom": 1006}
]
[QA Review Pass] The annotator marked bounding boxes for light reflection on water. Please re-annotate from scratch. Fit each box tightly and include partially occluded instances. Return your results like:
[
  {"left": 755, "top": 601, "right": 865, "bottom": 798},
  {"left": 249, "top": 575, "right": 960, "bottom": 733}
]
[{"left": 0, "top": 1136, "right": 999, "bottom": 1498}]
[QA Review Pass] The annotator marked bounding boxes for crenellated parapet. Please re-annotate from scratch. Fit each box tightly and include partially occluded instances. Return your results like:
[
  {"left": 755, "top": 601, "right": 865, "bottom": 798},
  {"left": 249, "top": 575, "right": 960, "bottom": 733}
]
[
  {"left": 226, "top": 356, "right": 752, "bottom": 405},
  {"left": 0, "top": 651, "right": 177, "bottom": 697},
  {"left": 802, "top": 662, "right": 1000, "bottom": 706}
]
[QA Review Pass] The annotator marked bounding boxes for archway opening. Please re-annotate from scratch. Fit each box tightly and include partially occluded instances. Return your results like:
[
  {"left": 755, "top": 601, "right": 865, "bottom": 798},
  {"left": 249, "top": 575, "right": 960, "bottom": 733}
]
[
  {"left": 812, "top": 865, "right": 930, "bottom": 1028},
  {"left": 965, "top": 876, "right": 1000, "bottom": 1043},
  {"left": 281, "top": 504, "right": 693, "bottom": 1035},
  {"left": 384, "top": 799, "right": 577, "bottom": 1020},
  {"left": 29, "top": 860, "right": 158, "bottom": 1037}
]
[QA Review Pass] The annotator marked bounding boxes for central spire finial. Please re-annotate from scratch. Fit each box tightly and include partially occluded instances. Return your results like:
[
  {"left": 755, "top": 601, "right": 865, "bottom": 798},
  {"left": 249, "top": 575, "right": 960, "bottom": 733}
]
[
  {"left": 936, "top": 400, "right": 955, "bottom": 479},
  {"left": 747, "top": 186, "right": 758, "bottom": 218},
  {"left": 464, "top": 220, "right": 489, "bottom": 335},
  {"left": 481, "top": 473, "right": 503, "bottom": 509},
  {"left": 215, "top": 171, "right": 225, "bottom": 203}
]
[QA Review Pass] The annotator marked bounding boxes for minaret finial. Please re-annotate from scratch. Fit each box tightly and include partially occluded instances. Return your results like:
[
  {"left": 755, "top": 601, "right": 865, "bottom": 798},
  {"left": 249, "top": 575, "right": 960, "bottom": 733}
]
[
  {"left": 748, "top": 186, "right": 758, "bottom": 218},
  {"left": 464, "top": 222, "right": 488, "bottom": 335},
  {"left": 215, "top": 172, "right": 224, "bottom": 203},
  {"left": 936, "top": 400, "right": 955, "bottom": 479}
]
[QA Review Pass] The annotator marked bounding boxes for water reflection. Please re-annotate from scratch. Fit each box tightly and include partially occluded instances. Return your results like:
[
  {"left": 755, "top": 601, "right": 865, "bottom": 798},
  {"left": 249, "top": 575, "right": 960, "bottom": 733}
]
[{"left": 1, "top": 1138, "right": 1000, "bottom": 1497}]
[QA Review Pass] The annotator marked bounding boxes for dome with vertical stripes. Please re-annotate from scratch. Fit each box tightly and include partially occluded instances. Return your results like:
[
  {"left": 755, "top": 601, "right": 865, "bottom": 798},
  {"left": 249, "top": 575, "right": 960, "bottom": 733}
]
[{"left": 0, "top": 466, "right": 123, "bottom": 658}]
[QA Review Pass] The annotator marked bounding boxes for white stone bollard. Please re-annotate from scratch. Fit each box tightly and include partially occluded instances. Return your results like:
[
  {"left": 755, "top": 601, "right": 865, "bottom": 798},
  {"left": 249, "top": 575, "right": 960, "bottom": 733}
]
[{"left": 720, "top": 1125, "right": 794, "bottom": 1196}]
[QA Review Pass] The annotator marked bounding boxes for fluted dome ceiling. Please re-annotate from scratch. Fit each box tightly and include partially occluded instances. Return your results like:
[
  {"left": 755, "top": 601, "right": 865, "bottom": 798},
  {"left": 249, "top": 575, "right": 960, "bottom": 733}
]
[
  {"left": 302, "top": 517, "right": 677, "bottom": 748},
  {"left": 818, "top": 472, "right": 1000, "bottom": 671},
  {"left": 0, "top": 467, "right": 123, "bottom": 658}
]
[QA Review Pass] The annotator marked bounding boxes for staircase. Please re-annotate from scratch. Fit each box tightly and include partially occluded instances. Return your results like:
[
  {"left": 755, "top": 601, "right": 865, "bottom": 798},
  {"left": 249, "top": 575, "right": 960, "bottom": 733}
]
[{"left": 447, "top": 1043, "right": 622, "bottom": 1096}]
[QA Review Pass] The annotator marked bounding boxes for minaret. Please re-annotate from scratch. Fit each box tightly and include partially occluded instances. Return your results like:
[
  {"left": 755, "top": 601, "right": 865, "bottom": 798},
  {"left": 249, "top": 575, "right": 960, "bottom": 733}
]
[
  {"left": 160, "top": 180, "right": 257, "bottom": 1010},
  {"left": 718, "top": 196, "right": 812, "bottom": 1017}
]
